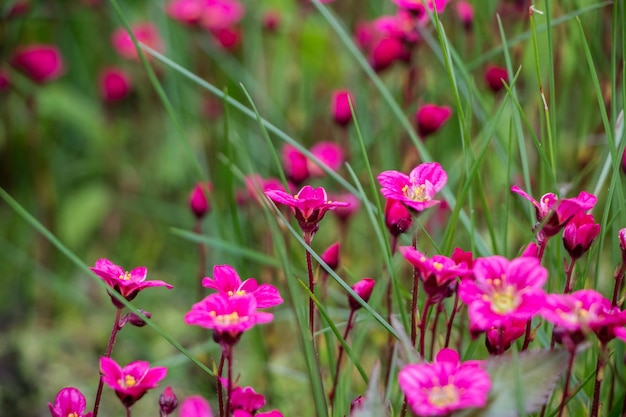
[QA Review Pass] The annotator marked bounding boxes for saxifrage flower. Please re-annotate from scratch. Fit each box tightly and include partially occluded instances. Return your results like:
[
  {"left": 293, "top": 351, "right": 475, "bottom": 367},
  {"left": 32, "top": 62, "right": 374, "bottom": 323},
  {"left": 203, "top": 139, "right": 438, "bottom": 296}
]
[
  {"left": 562, "top": 212, "right": 600, "bottom": 259},
  {"left": 48, "top": 387, "right": 93, "bottom": 417},
  {"left": 100, "top": 357, "right": 167, "bottom": 407},
  {"left": 398, "top": 348, "right": 491, "bottom": 416},
  {"left": 378, "top": 162, "right": 447, "bottom": 212}
]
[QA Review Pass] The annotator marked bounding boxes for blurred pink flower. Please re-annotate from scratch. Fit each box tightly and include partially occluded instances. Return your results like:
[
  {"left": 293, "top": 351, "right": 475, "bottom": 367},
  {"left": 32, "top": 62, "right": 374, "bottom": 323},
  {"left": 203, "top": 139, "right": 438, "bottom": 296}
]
[
  {"left": 562, "top": 212, "right": 600, "bottom": 259},
  {"left": 619, "top": 228, "right": 626, "bottom": 261},
  {"left": 100, "top": 357, "right": 167, "bottom": 407},
  {"left": 484, "top": 65, "right": 508, "bottom": 93},
  {"left": 483, "top": 317, "right": 526, "bottom": 355},
  {"left": 262, "top": 10, "right": 281, "bottom": 32},
  {"left": 201, "top": 0, "right": 245, "bottom": 30},
  {"left": 331, "top": 89, "right": 355, "bottom": 127},
  {"left": 166, "top": 0, "right": 204, "bottom": 25},
  {"left": 98, "top": 67, "right": 132, "bottom": 103},
  {"left": 184, "top": 293, "right": 273, "bottom": 344},
  {"left": 11, "top": 44, "right": 64, "bottom": 84},
  {"left": 48, "top": 387, "right": 93, "bottom": 417},
  {"left": 231, "top": 385, "right": 266, "bottom": 413},
  {"left": 180, "top": 395, "right": 213, "bottom": 417},
  {"left": 244, "top": 174, "right": 294, "bottom": 204},
  {"left": 459, "top": 255, "right": 547, "bottom": 331},
  {"left": 348, "top": 278, "right": 376, "bottom": 310},
  {"left": 370, "top": 37, "right": 405, "bottom": 72},
  {"left": 189, "top": 182, "right": 212, "bottom": 219},
  {"left": 111, "top": 23, "right": 164, "bottom": 60},
  {"left": 415, "top": 104, "right": 452, "bottom": 138},
  {"left": 308, "top": 141, "right": 345, "bottom": 176},
  {"left": 90, "top": 259, "right": 173, "bottom": 306},
  {"left": 455, "top": 0, "right": 474, "bottom": 30},
  {"left": 332, "top": 192, "right": 360, "bottom": 223},
  {"left": 511, "top": 185, "right": 597, "bottom": 237},
  {"left": 211, "top": 26, "right": 241, "bottom": 50},
  {"left": 0, "top": 69, "right": 11, "bottom": 93},
  {"left": 5, "top": 0, "right": 31, "bottom": 18},
  {"left": 265, "top": 185, "right": 350, "bottom": 235},
  {"left": 378, "top": 162, "right": 448, "bottom": 212},
  {"left": 321, "top": 242, "right": 340, "bottom": 271},
  {"left": 202, "top": 264, "right": 283, "bottom": 309},
  {"left": 398, "top": 348, "right": 490, "bottom": 416},
  {"left": 281, "top": 144, "right": 310, "bottom": 184},
  {"left": 385, "top": 198, "right": 413, "bottom": 237}
]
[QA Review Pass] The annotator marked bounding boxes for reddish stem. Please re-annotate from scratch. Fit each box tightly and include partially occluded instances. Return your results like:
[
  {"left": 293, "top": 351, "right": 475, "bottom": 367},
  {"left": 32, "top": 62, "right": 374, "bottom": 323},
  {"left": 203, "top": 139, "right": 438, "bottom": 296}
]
[
  {"left": 612, "top": 263, "right": 626, "bottom": 307},
  {"left": 304, "top": 232, "right": 315, "bottom": 338},
  {"left": 429, "top": 301, "right": 443, "bottom": 360},
  {"left": 590, "top": 346, "right": 606, "bottom": 417},
  {"left": 225, "top": 345, "right": 233, "bottom": 417},
  {"left": 419, "top": 296, "right": 433, "bottom": 358},
  {"left": 445, "top": 289, "right": 460, "bottom": 348},
  {"left": 556, "top": 350, "right": 576, "bottom": 417},
  {"left": 92, "top": 307, "right": 123, "bottom": 417},
  {"left": 217, "top": 353, "right": 225, "bottom": 417},
  {"left": 329, "top": 309, "right": 355, "bottom": 408},
  {"left": 411, "top": 233, "right": 420, "bottom": 346},
  {"left": 563, "top": 257, "right": 577, "bottom": 294},
  {"left": 521, "top": 319, "right": 533, "bottom": 351}
]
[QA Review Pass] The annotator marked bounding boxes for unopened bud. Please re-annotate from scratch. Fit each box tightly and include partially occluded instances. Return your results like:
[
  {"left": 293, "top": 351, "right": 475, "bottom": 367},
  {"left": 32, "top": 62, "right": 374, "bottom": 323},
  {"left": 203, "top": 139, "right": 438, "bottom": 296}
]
[
  {"left": 348, "top": 278, "right": 376, "bottom": 310},
  {"left": 159, "top": 386, "right": 178, "bottom": 416},
  {"left": 385, "top": 198, "right": 413, "bottom": 237},
  {"left": 127, "top": 310, "right": 151, "bottom": 327},
  {"left": 321, "top": 242, "right": 340, "bottom": 271},
  {"left": 189, "top": 182, "right": 212, "bottom": 219}
]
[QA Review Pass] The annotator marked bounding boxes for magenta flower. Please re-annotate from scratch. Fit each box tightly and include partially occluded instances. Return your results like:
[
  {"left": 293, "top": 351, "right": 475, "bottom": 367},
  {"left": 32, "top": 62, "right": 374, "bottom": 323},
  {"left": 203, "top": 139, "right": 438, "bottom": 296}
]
[
  {"left": 244, "top": 174, "right": 294, "bottom": 204},
  {"left": 166, "top": 0, "right": 204, "bottom": 25},
  {"left": 99, "top": 67, "right": 132, "bottom": 103},
  {"left": 262, "top": 10, "right": 281, "bottom": 32},
  {"left": 159, "top": 386, "right": 178, "bottom": 416},
  {"left": 378, "top": 162, "right": 448, "bottom": 212},
  {"left": 111, "top": 23, "right": 164, "bottom": 60},
  {"left": 511, "top": 185, "right": 597, "bottom": 237},
  {"left": 455, "top": 0, "right": 474, "bottom": 30},
  {"left": 321, "top": 242, "right": 341, "bottom": 271},
  {"left": 331, "top": 89, "right": 355, "bottom": 127},
  {"left": 308, "top": 141, "right": 345, "bottom": 177},
  {"left": 332, "top": 192, "right": 361, "bottom": 223},
  {"left": 185, "top": 293, "right": 273, "bottom": 344},
  {"left": 484, "top": 317, "right": 527, "bottom": 355},
  {"left": 415, "top": 104, "right": 452, "bottom": 138},
  {"left": 0, "top": 69, "right": 10, "bottom": 93},
  {"left": 11, "top": 44, "right": 64, "bottom": 84},
  {"left": 201, "top": 0, "right": 245, "bottom": 31},
  {"left": 398, "top": 348, "right": 491, "bottom": 416},
  {"left": 348, "top": 278, "right": 376, "bottom": 310},
  {"left": 484, "top": 65, "right": 508, "bottom": 93},
  {"left": 370, "top": 36, "right": 405, "bottom": 72},
  {"left": 189, "top": 182, "right": 212, "bottom": 219},
  {"left": 100, "top": 357, "right": 167, "bottom": 407},
  {"left": 211, "top": 26, "right": 241, "bottom": 50},
  {"left": 180, "top": 395, "right": 213, "bottom": 417},
  {"left": 401, "top": 247, "right": 470, "bottom": 301},
  {"left": 619, "top": 228, "right": 626, "bottom": 262},
  {"left": 231, "top": 385, "right": 266, "bottom": 413},
  {"left": 90, "top": 259, "right": 173, "bottom": 306},
  {"left": 281, "top": 144, "right": 310, "bottom": 184},
  {"left": 562, "top": 212, "right": 600, "bottom": 259},
  {"left": 48, "top": 387, "right": 93, "bottom": 417},
  {"left": 202, "top": 265, "right": 283, "bottom": 309},
  {"left": 385, "top": 198, "right": 413, "bottom": 237},
  {"left": 265, "top": 185, "right": 349, "bottom": 236},
  {"left": 458, "top": 255, "right": 547, "bottom": 331}
]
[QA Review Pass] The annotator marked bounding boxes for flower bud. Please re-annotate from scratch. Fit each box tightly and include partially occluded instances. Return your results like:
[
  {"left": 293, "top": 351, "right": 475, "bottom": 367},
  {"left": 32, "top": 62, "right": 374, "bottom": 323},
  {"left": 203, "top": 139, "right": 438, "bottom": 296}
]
[
  {"left": 385, "top": 198, "right": 413, "bottom": 237},
  {"left": 350, "top": 395, "right": 365, "bottom": 415},
  {"left": 189, "top": 182, "right": 212, "bottom": 219},
  {"left": 415, "top": 104, "right": 452, "bottom": 138},
  {"left": 484, "top": 65, "right": 508, "bottom": 93},
  {"left": 127, "top": 309, "right": 151, "bottom": 327},
  {"left": 262, "top": 10, "right": 281, "bottom": 32},
  {"left": 455, "top": 0, "right": 474, "bottom": 30},
  {"left": 159, "top": 386, "right": 178, "bottom": 416},
  {"left": 562, "top": 212, "right": 600, "bottom": 259},
  {"left": 619, "top": 228, "right": 626, "bottom": 262},
  {"left": 321, "top": 242, "right": 340, "bottom": 271},
  {"left": 348, "top": 278, "right": 375, "bottom": 310},
  {"left": 99, "top": 67, "right": 132, "bottom": 103},
  {"left": 0, "top": 69, "right": 11, "bottom": 93},
  {"left": 331, "top": 90, "right": 355, "bottom": 127},
  {"left": 370, "top": 37, "right": 404, "bottom": 72},
  {"left": 11, "top": 44, "right": 65, "bottom": 84},
  {"left": 309, "top": 141, "right": 345, "bottom": 176},
  {"left": 281, "top": 144, "right": 309, "bottom": 184}
]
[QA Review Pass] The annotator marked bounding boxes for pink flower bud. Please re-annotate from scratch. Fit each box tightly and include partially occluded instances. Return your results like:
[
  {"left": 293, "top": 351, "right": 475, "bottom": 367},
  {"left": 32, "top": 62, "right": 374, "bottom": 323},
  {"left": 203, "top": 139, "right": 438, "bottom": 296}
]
[
  {"left": 621, "top": 148, "right": 626, "bottom": 176},
  {"left": 126, "top": 309, "right": 151, "bottom": 327},
  {"left": 331, "top": 90, "right": 355, "bottom": 127},
  {"left": 619, "top": 228, "right": 626, "bottom": 261},
  {"left": 415, "top": 104, "right": 452, "bottom": 138},
  {"left": 11, "top": 44, "right": 64, "bottom": 84},
  {"left": 455, "top": 0, "right": 474, "bottom": 30},
  {"left": 562, "top": 212, "right": 600, "bottom": 259},
  {"left": 520, "top": 241, "right": 539, "bottom": 258},
  {"left": 370, "top": 37, "right": 404, "bottom": 72},
  {"left": 6, "top": 0, "right": 31, "bottom": 19},
  {"left": 211, "top": 27, "right": 241, "bottom": 51},
  {"left": 350, "top": 395, "right": 365, "bottom": 415},
  {"left": 484, "top": 65, "right": 508, "bottom": 93},
  {"left": 349, "top": 278, "right": 375, "bottom": 310},
  {"left": 262, "top": 10, "right": 281, "bottom": 32},
  {"left": 281, "top": 144, "right": 309, "bottom": 184},
  {"left": 159, "top": 386, "right": 179, "bottom": 416},
  {"left": 99, "top": 67, "right": 132, "bottom": 103},
  {"left": 309, "top": 141, "right": 345, "bottom": 176},
  {"left": 166, "top": 0, "right": 204, "bottom": 26},
  {"left": 385, "top": 198, "right": 413, "bottom": 237},
  {"left": 321, "top": 242, "right": 340, "bottom": 271},
  {"left": 0, "top": 69, "right": 11, "bottom": 93},
  {"left": 189, "top": 182, "right": 212, "bottom": 219},
  {"left": 111, "top": 23, "right": 164, "bottom": 60}
]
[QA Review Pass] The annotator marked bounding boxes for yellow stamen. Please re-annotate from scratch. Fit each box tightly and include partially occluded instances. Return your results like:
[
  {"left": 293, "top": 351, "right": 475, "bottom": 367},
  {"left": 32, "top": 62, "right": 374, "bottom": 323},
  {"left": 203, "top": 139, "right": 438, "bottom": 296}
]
[
  {"left": 428, "top": 384, "right": 460, "bottom": 407},
  {"left": 118, "top": 271, "right": 132, "bottom": 281},
  {"left": 433, "top": 262, "right": 444, "bottom": 271},
  {"left": 119, "top": 374, "right": 137, "bottom": 388},
  {"left": 403, "top": 183, "right": 429, "bottom": 202},
  {"left": 227, "top": 290, "right": 246, "bottom": 297}
]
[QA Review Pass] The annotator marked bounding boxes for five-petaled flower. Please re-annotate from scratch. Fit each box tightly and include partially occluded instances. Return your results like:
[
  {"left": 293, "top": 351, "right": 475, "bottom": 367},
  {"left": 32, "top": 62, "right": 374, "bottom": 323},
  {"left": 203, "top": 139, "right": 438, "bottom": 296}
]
[
  {"left": 202, "top": 265, "right": 283, "bottom": 309},
  {"left": 179, "top": 395, "right": 213, "bottom": 417},
  {"left": 458, "top": 255, "right": 547, "bottom": 331},
  {"left": 100, "top": 357, "right": 168, "bottom": 408},
  {"left": 398, "top": 348, "right": 491, "bottom": 416},
  {"left": 265, "top": 185, "right": 349, "bottom": 237},
  {"left": 48, "top": 387, "right": 93, "bottom": 417},
  {"left": 510, "top": 185, "right": 597, "bottom": 237},
  {"left": 378, "top": 162, "right": 447, "bottom": 212},
  {"left": 90, "top": 259, "right": 173, "bottom": 307},
  {"left": 184, "top": 293, "right": 274, "bottom": 345}
]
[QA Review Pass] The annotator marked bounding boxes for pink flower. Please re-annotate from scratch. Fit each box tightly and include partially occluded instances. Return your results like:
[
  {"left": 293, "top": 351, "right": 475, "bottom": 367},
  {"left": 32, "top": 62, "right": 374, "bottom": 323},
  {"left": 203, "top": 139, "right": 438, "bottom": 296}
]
[
  {"left": 90, "top": 259, "right": 173, "bottom": 306},
  {"left": 458, "top": 255, "right": 547, "bottom": 331},
  {"left": 331, "top": 89, "right": 355, "bottom": 127},
  {"left": 100, "top": 357, "right": 167, "bottom": 407},
  {"left": 11, "top": 44, "right": 64, "bottom": 84},
  {"left": 262, "top": 10, "right": 281, "bottom": 32},
  {"left": 184, "top": 293, "right": 273, "bottom": 344},
  {"left": 370, "top": 37, "right": 405, "bottom": 72},
  {"left": 415, "top": 104, "right": 452, "bottom": 138},
  {"left": 619, "top": 228, "right": 626, "bottom": 262},
  {"left": 398, "top": 348, "right": 491, "bottom": 416},
  {"left": 211, "top": 26, "right": 241, "bottom": 50},
  {"left": 111, "top": 23, "right": 164, "bottom": 60},
  {"left": 562, "top": 212, "right": 600, "bottom": 259},
  {"left": 378, "top": 162, "right": 448, "bottom": 212},
  {"left": 231, "top": 385, "right": 266, "bottom": 413},
  {"left": 48, "top": 387, "right": 93, "bottom": 417},
  {"left": 332, "top": 192, "right": 361, "bottom": 223},
  {"left": 281, "top": 144, "right": 310, "bottom": 184},
  {"left": 265, "top": 185, "right": 350, "bottom": 236},
  {"left": 392, "top": 0, "right": 449, "bottom": 23},
  {"left": 0, "top": 69, "right": 11, "bottom": 93},
  {"left": 201, "top": 0, "right": 244, "bottom": 31},
  {"left": 455, "top": 0, "right": 474, "bottom": 30},
  {"left": 308, "top": 141, "right": 345, "bottom": 176},
  {"left": 202, "top": 265, "right": 283, "bottom": 309},
  {"left": 484, "top": 65, "right": 508, "bottom": 93},
  {"left": 385, "top": 198, "right": 413, "bottom": 237},
  {"left": 166, "top": 0, "right": 204, "bottom": 25},
  {"left": 189, "top": 182, "right": 212, "bottom": 219},
  {"left": 400, "top": 247, "right": 470, "bottom": 301},
  {"left": 244, "top": 175, "right": 294, "bottom": 204},
  {"left": 180, "top": 395, "right": 213, "bottom": 417},
  {"left": 348, "top": 278, "right": 376, "bottom": 310},
  {"left": 159, "top": 386, "right": 178, "bottom": 415},
  {"left": 484, "top": 317, "right": 527, "bottom": 355},
  {"left": 99, "top": 67, "right": 132, "bottom": 103},
  {"left": 321, "top": 242, "right": 340, "bottom": 271},
  {"left": 511, "top": 185, "right": 597, "bottom": 237}
]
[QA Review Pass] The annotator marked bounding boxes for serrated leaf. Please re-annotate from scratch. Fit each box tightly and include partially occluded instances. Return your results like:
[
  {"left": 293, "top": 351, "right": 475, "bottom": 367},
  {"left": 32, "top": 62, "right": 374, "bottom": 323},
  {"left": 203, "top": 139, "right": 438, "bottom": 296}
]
[
  {"left": 453, "top": 349, "right": 568, "bottom": 417},
  {"left": 351, "top": 362, "right": 389, "bottom": 417}
]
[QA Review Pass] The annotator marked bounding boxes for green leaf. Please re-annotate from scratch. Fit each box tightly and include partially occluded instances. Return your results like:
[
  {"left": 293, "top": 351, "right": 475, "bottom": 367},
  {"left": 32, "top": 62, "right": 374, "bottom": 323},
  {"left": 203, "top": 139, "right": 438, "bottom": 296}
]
[
  {"left": 351, "top": 362, "right": 389, "bottom": 417},
  {"left": 454, "top": 349, "right": 568, "bottom": 417}
]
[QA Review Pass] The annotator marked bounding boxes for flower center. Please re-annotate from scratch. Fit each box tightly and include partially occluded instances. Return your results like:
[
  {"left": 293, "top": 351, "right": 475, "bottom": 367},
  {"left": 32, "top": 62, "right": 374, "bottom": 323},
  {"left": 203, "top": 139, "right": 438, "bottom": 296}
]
[
  {"left": 483, "top": 276, "right": 519, "bottom": 314},
  {"left": 118, "top": 271, "right": 132, "bottom": 281},
  {"left": 119, "top": 374, "right": 137, "bottom": 388},
  {"left": 428, "top": 383, "right": 460, "bottom": 408},
  {"left": 227, "top": 290, "right": 247, "bottom": 297},
  {"left": 402, "top": 184, "right": 429, "bottom": 202},
  {"left": 210, "top": 311, "right": 247, "bottom": 326},
  {"left": 67, "top": 414, "right": 79, "bottom": 417},
  {"left": 433, "top": 262, "right": 443, "bottom": 271}
]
